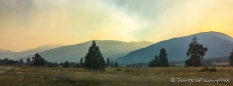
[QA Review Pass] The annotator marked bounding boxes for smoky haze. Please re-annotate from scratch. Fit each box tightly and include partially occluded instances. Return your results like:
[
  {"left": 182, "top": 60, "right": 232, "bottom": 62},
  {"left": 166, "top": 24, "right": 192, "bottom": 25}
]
[{"left": 0, "top": 0, "right": 233, "bottom": 52}]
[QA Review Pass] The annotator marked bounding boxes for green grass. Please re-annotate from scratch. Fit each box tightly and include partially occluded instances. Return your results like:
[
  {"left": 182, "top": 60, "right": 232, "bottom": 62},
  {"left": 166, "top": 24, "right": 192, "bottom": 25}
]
[
  {"left": 0, "top": 66, "right": 232, "bottom": 86},
  {"left": 200, "top": 67, "right": 217, "bottom": 72}
]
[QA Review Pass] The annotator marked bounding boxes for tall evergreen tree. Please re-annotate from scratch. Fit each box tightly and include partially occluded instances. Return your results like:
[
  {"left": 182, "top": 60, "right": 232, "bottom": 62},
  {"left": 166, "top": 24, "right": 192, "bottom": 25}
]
[
  {"left": 64, "top": 61, "right": 70, "bottom": 68},
  {"left": 107, "top": 58, "right": 110, "bottom": 67},
  {"left": 159, "top": 48, "right": 169, "bottom": 67},
  {"left": 19, "top": 58, "right": 24, "bottom": 65},
  {"left": 115, "top": 62, "right": 118, "bottom": 67},
  {"left": 186, "top": 36, "right": 208, "bottom": 67},
  {"left": 26, "top": 57, "right": 31, "bottom": 65},
  {"left": 55, "top": 62, "right": 58, "bottom": 67},
  {"left": 40, "top": 58, "right": 46, "bottom": 66},
  {"left": 229, "top": 49, "right": 233, "bottom": 66},
  {"left": 149, "top": 55, "right": 160, "bottom": 67},
  {"left": 80, "top": 57, "right": 83, "bottom": 67},
  {"left": 84, "top": 41, "right": 106, "bottom": 70},
  {"left": 154, "top": 55, "right": 159, "bottom": 67},
  {"left": 149, "top": 59, "right": 155, "bottom": 67},
  {"left": 32, "top": 53, "right": 46, "bottom": 67},
  {"left": 111, "top": 61, "right": 114, "bottom": 68},
  {"left": 20, "top": 58, "right": 23, "bottom": 63}
]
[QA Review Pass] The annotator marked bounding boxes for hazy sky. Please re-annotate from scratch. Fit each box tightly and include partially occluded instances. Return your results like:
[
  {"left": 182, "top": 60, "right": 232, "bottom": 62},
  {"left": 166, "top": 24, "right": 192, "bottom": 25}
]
[{"left": 1, "top": 0, "right": 233, "bottom": 52}]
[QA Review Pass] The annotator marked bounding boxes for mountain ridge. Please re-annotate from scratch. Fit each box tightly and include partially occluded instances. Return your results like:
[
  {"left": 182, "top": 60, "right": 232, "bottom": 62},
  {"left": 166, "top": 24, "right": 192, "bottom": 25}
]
[
  {"left": 0, "top": 48, "right": 13, "bottom": 53},
  {"left": 38, "top": 40, "right": 153, "bottom": 62},
  {"left": 115, "top": 31, "right": 233, "bottom": 64},
  {"left": 0, "top": 43, "right": 64, "bottom": 60}
]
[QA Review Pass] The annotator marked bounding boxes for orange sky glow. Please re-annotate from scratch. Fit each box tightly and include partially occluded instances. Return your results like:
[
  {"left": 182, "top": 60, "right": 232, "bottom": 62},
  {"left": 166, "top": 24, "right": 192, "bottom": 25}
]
[{"left": 0, "top": 0, "right": 233, "bottom": 52}]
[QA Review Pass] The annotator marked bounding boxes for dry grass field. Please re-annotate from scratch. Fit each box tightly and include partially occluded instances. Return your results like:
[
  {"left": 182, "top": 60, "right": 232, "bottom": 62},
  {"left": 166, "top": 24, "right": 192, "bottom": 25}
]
[{"left": 0, "top": 66, "right": 232, "bottom": 86}]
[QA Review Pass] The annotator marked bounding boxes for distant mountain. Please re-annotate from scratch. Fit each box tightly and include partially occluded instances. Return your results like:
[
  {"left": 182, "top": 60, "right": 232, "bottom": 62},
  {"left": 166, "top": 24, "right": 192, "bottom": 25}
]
[
  {"left": 20, "top": 43, "right": 64, "bottom": 55},
  {"left": 39, "top": 40, "right": 153, "bottom": 62},
  {"left": 0, "top": 49, "right": 14, "bottom": 60},
  {"left": 0, "top": 49, "right": 12, "bottom": 53},
  {"left": 0, "top": 43, "right": 64, "bottom": 60},
  {"left": 115, "top": 31, "right": 233, "bottom": 64}
]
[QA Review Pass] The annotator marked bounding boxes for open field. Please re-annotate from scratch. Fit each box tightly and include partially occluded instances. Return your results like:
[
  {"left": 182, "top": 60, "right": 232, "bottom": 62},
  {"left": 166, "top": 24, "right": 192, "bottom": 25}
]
[{"left": 0, "top": 66, "right": 232, "bottom": 86}]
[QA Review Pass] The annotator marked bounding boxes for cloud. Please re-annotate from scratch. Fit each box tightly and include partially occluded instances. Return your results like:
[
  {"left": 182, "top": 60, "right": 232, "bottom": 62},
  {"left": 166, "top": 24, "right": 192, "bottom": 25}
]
[
  {"left": 107, "top": 0, "right": 233, "bottom": 42},
  {"left": 0, "top": 0, "right": 233, "bottom": 51},
  {"left": 0, "top": 0, "right": 147, "bottom": 51}
]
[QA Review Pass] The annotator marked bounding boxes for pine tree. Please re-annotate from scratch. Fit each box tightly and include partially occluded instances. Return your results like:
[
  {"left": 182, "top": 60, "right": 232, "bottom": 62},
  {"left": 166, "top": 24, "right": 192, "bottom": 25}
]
[
  {"left": 186, "top": 36, "right": 208, "bottom": 67},
  {"left": 26, "top": 57, "right": 31, "bottom": 66},
  {"left": 84, "top": 41, "right": 106, "bottom": 70},
  {"left": 107, "top": 58, "right": 110, "bottom": 67},
  {"left": 229, "top": 49, "right": 233, "bottom": 66},
  {"left": 115, "top": 62, "right": 118, "bottom": 68},
  {"left": 149, "top": 59, "right": 155, "bottom": 67},
  {"left": 64, "top": 61, "right": 70, "bottom": 68},
  {"left": 20, "top": 58, "right": 24, "bottom": 65},
  {"left": 40, "top": 58, "right": 46, "bottom": 66},
  {"left": 20, "top": 58, "right": 23, "bottom": 63},
  {"left": 55, "top": 62, "right": 58, "bottom": 67},
  {"left": 32, "top": 53, "right": 46, "bottom": 67},
  {"left": 154, "top": 55, "right": 159, "bottom": 67},
  {"left": 111, "top": 61, "right": 114, "bottom": 68},
  {"left": 159, "top": 48, "right": 169, "bottom": 67},
  {"left": 80, "top": 57, "right": 83, "bottom": 67},
  {"left": 149, "top": 55, "right": 160, "bottom": 67}
]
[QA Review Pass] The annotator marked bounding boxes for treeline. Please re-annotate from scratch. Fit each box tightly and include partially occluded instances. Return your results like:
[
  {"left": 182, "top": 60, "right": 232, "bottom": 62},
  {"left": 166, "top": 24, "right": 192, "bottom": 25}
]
[
  {"left": 82, "top": 41, "right": 118, "bottom": 70},
  {"left": 0, "top": 58, "right": 24, "bottom": 66},
  {"left": 148, "top": 36, "right": 209, "bottom": 67},
  {"left": 106, "top": 58, "right": 118, "bottom": 68},
  {"left": 148, "top": 36, "right": 208, "bottom": 67},
  {"left": 2, "top": 38, "right": 233, "bottom": 68},
  {"left": 0, "top": 54, "right": 79, "bottom": 68},
  {"left": 148, "top": 36, "right": 233, "bottom": 67},
  {"left": 78, "top": 57, "right": 118, "bottom": 68},
  {"left": 149, "top": 48, "right": 169, "bottom": 67},
  {"left": 0, "top": 41, "right": 119, "bottom": 70}
]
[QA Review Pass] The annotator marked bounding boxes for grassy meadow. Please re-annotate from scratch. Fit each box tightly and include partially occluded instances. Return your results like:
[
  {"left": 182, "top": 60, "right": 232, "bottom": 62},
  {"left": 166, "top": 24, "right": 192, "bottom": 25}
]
[{"left": 0, "top": 66, "right": 232, "bottom": 86}]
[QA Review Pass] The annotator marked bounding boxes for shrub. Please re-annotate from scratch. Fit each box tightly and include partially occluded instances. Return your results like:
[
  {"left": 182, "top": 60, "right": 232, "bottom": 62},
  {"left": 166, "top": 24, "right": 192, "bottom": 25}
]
[
  {"left": 116, "top": 69, "right": 122, "bottom": 71},
  {"left": 200, "top": 67, "right": 217, "bottom": 72},
  {"left": 209, "top": 67, "right": 217, "bottom": 72},
  {"left": 124, "top": 69, "right": 133, "bottom": 72},
  {"left": 200, "top": 67, "right": 209, "bottom": 72}
]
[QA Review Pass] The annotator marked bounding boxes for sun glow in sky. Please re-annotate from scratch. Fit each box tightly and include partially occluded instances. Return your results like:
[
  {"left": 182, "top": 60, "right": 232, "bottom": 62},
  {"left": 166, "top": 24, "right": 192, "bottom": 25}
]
[{"left": 0, "top": 0, "right": 233, "bottom": 52}]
